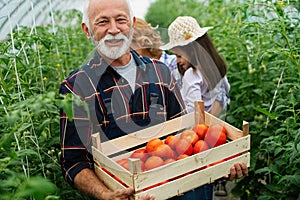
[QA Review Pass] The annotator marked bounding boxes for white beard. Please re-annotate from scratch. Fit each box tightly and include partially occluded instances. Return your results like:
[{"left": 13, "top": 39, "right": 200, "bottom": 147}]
[{"left": 92, "top": 30, "right": 133, "bottom": 60}]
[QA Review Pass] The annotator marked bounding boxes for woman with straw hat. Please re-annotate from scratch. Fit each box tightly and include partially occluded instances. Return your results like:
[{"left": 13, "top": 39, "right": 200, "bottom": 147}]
[
  {"left": 161, "top": 16, "right": 231, "bottom": 200},
  {"left": 161, "top": 16, "right": 230, "bottom": 117}
]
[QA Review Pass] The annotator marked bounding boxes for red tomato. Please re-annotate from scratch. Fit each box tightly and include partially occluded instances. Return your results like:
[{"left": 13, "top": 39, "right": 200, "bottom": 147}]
[
  {"left": 146, "top": 138, "right": 163, "bottom": 153},
  {"left": 144, "top": 156, "right": 164, "bottom": 171},
  {"left": 151, "top": 143, "right": 176, "bottom": 160},
  {"left": 130, "top": 148, "right": 149, "bottom": 162},
  {"left": 180, "top": 129, "right": 199, "bottom": 145},
  {"left": 175, "top": 139, "right": 193, "bottom": 156},
  {"left": 116, "top": 158, "right": 129, "bottom": 170},
  {"left": 176, "top": 154, "right": 189, "bottom": 160},
  {"left": 204, "top": 124, "right": 227, "bottom": 148},
  {"left": 193, "top": 140, "right": 210, "bottom": 154},
  {"left": 164, "top": 158, "right": 176, "bottom": 164},
  {"left": 164, "top": 135, "right": 180, "bottom": 150},
  {"left": 192, "top": 123, "right": 209, "bottom": 140}
]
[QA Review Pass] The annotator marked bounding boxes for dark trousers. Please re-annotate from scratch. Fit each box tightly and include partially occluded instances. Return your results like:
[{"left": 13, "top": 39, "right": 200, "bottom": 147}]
[{"left": 169, "top": 183, "right": 213, "bottom": 200}]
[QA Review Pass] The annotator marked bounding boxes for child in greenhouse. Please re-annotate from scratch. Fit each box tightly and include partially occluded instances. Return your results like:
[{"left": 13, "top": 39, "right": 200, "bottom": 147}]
[
  {"left": 131, "top": 18, "right": 182, "bottom": 87},
  {"left": 160, "top": 16, "right": 231, "bottom": 199},
  {"left": 161, "top": 16, "right": 230, "bottom": 118},
  {"left": 58, "top": 0, "right": 248, "bottom": 199}
]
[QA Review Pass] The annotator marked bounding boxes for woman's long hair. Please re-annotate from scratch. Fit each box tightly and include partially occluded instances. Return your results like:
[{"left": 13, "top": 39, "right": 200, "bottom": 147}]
[{"left": 179, "top": 33, "right": 227, "bottom": 90}]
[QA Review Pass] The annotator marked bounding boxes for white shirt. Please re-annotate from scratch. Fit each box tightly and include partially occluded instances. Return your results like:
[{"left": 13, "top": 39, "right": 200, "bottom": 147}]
[{"left": 180, "top": 67, "right": 230, "bottom": 113}]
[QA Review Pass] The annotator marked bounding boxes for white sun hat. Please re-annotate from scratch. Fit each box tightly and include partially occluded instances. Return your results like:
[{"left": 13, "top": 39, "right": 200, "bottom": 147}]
[{"left": 160, "top": 16, "right": 213, "bottom": 50}]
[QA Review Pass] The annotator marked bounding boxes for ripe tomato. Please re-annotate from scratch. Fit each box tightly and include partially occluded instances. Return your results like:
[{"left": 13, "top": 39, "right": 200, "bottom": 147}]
[
  {"left": 193, "top": 140, "right": 210, "bottom": 154},
  {"left": 151, "top": 143, "right": 176, "bottom": 159},
  {"left": 164, "top": 135, "right": 180, "bottom": 150},
  {"left": 192, "top": 123, "right": 209, "bottom": 139},
  {"left": 116, "top": 158, "right": 129, "bottom": 170},
  {"left": 130, "top": 148, "right": 149, "bottom": 162},
  {"left": 180, "top": 129, "right": 199, "bottom": 145},
  {"left": 144, "top": 156, "right": 164, "bottom": 171},
  {"left": 204, "top": 124, "right": 227, "bottom": 148},
  {"left": 175, "top": 139, "right": 193, "bottom": 156},
  {"left": 146, "top": 138, "right": 163, "bottom": 153},
  {"left": 164, "top": 158, "right": 176, "bottom": 164},
  {"left": 176, "top": 154, "right": 189, "bottom": 160}
]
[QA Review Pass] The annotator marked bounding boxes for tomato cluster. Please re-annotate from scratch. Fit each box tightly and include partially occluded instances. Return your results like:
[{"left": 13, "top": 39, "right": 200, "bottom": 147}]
[{"left": 115, "top": 123, "right": 228, "bottom": 172}]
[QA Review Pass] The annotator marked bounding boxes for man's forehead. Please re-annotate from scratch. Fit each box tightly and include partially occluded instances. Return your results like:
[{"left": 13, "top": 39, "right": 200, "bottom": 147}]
[{"left": 89, "top": 0, "right": 130, "bottom": 15}]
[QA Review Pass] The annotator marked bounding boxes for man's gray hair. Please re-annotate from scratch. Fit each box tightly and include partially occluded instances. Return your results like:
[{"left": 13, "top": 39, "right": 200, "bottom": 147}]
[{"left": 82, "top": 0, "right": 135, "bottom": 31}]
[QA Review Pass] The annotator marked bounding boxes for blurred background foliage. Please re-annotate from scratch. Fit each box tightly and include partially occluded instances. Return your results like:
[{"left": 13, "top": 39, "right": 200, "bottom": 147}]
[{"left": 0, "top": 0, "right": 299, "bottom": 199}]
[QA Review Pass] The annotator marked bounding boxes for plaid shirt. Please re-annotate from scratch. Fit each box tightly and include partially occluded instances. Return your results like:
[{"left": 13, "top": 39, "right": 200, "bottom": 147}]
[{"left": 59, "top": 50, "right": 185, "bottom": 186}]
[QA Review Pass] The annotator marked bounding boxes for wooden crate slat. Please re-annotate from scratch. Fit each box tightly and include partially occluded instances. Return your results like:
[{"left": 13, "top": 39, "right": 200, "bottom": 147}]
[
  {"left": 93, "top": 146, "right": 133, "bottom": 185},
  {"left": 100, "top": 112, "right": 195, "bottom": 156},
  {"left": 134, "top": 153, "right": 250, "bottom": 200},
  {"left": 132, "top": 135, "right": 250, "bottom": 190},
  {"left": 94, "top": 165, "right": 128, "bottom": 190}
]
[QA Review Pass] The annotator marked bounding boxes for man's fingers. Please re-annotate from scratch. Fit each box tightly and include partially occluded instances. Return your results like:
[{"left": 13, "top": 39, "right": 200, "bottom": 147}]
[{"left": 229, "top": 163, "right": 248, "bottom": 181}]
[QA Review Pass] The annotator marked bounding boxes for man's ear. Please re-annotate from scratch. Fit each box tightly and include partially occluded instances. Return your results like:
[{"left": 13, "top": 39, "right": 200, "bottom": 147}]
[
  {"left": 82, "top": 23, "right": 91, "bottom": 39},
  {"left": 132, "top": 17, "right": 136, "bottom": 27}
]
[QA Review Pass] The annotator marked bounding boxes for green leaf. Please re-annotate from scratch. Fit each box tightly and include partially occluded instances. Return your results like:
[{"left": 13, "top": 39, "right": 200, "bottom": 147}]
[{"left": 253, "top": 107, "right": 278, "bottom": 120}]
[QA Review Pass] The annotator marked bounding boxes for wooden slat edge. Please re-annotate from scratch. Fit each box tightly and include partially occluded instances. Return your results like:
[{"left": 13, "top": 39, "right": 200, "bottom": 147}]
[
  {"left": 134, "top": 153, "right": 250, "bottom": 200},
  {"left": 93, "top": 146, "right": 133, "bottom": 185},
  {"left": 101, "top": 112, "right": 195, "bottom": 156},
  {"left": 94, "top": 164, "right": 128, "bottom": 190}
]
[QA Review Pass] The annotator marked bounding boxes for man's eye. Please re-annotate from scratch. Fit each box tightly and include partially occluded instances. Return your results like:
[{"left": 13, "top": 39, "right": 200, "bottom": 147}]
[
  {"left": 97, "top": 20, "right": 108, "bottom": 25},
  {"left": 117, "top": 18, "right": 128, "bottom": 23}
]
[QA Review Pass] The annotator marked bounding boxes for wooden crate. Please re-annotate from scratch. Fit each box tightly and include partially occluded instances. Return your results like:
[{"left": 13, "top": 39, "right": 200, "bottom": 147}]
[{"left": 92, "top": 101, "right": 250, "bottom": 200}]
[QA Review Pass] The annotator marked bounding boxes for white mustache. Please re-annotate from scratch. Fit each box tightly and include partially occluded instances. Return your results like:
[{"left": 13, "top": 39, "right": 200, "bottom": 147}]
[{"left": 103, "top": 33, "right": 127, "bottom": 42}]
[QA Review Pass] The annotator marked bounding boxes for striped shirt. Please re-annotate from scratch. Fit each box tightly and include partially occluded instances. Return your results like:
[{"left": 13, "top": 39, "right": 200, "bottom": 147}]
[
  {"left": 159, "top": 51, "right": 182, "bottom": 88},
  {"left": 59, "top": 49, "right": 186, "bottom": 186}
]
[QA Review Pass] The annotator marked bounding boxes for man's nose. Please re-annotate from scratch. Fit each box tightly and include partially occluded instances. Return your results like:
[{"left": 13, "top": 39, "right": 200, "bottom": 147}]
[{"left": 108, "top": 20, "right": 121, "bottom": 35}]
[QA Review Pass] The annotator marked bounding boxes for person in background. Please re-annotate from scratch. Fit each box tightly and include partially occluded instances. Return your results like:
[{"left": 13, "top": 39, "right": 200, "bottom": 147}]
[
  {"left": 161, "top": 16, "right": 230, "bottom": 117},
  {"left": 160, "top": 16, "right": 232, "bottom": 200},
  {"left": 59, "top": 0, "right": 248, "bottom": 198},
  {"left": 131, "top": 18, "right": 182, "bottom": 87}
]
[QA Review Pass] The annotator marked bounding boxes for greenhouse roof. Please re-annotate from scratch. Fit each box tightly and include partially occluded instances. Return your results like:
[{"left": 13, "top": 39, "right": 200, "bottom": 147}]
[
  {"left": 0, "top": 0, "right": 82, "bottom": 40},
  {"left": 0, "top": 0, "right": 152, "bottom": 41}
]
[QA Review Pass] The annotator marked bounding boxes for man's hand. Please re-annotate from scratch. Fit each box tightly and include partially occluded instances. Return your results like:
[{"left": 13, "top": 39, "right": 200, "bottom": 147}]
[
  {"left": 101, "top": 187, "right": 155, "bottom": 200},
  {"left": 228, "top": 163, "right": 248, "bottom": 181}
]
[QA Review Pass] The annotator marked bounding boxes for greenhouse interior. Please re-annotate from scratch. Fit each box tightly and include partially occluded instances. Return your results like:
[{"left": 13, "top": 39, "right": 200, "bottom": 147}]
[{"left": 0, "top": 0, "right": 299, "bottom": 200}]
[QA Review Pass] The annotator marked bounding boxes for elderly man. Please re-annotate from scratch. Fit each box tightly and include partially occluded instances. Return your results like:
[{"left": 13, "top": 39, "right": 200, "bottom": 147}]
[{"left": 59, "top": 0, "right": 248, "bottom": 199}]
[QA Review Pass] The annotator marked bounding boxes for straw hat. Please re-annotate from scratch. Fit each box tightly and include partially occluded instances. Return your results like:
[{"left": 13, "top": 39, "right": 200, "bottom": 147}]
[{"left": 160, "top": 16, "right": 213, "bottom": 50}]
